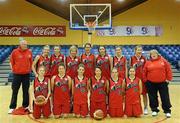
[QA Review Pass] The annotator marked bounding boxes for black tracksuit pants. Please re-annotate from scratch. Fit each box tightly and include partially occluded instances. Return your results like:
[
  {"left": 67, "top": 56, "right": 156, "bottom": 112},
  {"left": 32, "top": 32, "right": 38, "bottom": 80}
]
[
  {"left": 9, "top": 74, "right": 30, "bottom": 109},
  {"left": 145, "top": 80, "right": 172, "bottom": 113}
]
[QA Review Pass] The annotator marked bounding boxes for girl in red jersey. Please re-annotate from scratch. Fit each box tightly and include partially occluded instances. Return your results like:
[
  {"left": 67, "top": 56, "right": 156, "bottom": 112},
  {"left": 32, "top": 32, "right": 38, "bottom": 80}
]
[
  {"left": 124, "top": 67, "right": 142, "bottom": 117},
  {"left": 96, "top": 46, "right": 111, "bottom": 79},
  {"left": 50, "top": 45, "right": 65, "bottom": 77},
  {"left": 109, "top": 67, "right": 124, "bottom": 117},
  {"left": 111, "top": 46, "right": 127, "bottom": 79},
  {"left": 32, "top": 45, "right": 51, "bottom": 78},
  {"left": 90, "top": 67, "right": 109, "bottom": 118},
  {"left": 81, "top": 43, "right": 95, "bottom": 78},
  {"left": 66, "top": 45, "right": 81, "bottom": 79},
  {"left": 72, "top": 63, "right": 89, "bottom": 118},
  {"left": 32, "top": 65, "right": 51, "bottom": 119},
  {"left": 130, "top": 45, "right": 148, "bottom": 115},
  {"left": 51, "top": 63, "right": 72, "bottom": 118}
]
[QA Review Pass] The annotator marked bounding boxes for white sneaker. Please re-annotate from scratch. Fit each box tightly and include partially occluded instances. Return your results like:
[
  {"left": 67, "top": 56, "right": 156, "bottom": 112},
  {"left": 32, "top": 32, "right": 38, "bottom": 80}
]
[
  {"left": 152, "top": 111, "right": 158, "bottom": 117},
  {"left": 165, "top": 113, "right": 171, "bottom": 118},
  {"left": 8, "top": 109, "right": 14, "bottom": 114},
  {"left": 144, "top": 107, "right": 148, "bottom": 115}
]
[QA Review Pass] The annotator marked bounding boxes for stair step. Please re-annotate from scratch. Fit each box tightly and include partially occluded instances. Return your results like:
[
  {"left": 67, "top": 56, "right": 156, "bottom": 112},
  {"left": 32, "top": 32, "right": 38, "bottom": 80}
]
[
  {"left": 0, "top": 64, "right": 9, "bottom": 66},
  {"left": 0, "top": 66, "right": 10, "bottom": 69},
  {"left": 0, "top": 59, "right": 9, "bottom": 63},
  {"left": 0, "top": 78, "right": 8, "bottom": 83},
  {"left": 0, "top": 70, "right": 11, "bottom": 73},
  {"left": 173, "top": 73, "right": 180, "bottom": 77},
  {"left": 0, "top": 74, "right": 9, "bottom": 78},
  {"left": 172, "top": 77, "right": 180, "bottom": 81},
  {"left": 0, "top": 61, "right": 9, "bottom": 65},
  {"left": 172, "top": 80, "right": 180, "bottom": 83},
  {"left": 172, "top": 69, "right": 179, "bottom": 72}
]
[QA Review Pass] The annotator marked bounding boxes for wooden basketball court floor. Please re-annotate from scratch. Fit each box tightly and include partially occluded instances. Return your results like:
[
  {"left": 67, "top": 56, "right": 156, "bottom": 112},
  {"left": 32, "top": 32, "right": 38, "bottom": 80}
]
[{"left": 1, "top": 84, "right": 180, "bottom": 123}]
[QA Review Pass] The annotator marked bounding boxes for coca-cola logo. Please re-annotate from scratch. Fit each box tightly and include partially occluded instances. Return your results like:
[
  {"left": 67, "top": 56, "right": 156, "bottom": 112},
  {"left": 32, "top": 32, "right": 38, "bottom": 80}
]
[
  {"left": 0, "top": 27, "right": 22, "bottom": 35},
  {"left": 0, "top": 25, "right": 66, "bottom": 37},
  {"left": 33, "top": 27, "right": 56, "bottom": 36}
]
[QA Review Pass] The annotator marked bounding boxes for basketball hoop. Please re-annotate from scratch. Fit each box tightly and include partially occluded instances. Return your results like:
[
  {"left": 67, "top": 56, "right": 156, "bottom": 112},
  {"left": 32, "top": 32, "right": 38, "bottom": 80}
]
[{"left": 85, "top": 22, "right": 96, "bottom": 35}]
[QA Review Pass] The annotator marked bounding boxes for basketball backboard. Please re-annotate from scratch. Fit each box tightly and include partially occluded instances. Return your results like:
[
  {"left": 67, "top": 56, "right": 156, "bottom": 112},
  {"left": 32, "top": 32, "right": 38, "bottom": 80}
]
[{"left": 70, "top": 4, "right": 112, "bottom": 31}]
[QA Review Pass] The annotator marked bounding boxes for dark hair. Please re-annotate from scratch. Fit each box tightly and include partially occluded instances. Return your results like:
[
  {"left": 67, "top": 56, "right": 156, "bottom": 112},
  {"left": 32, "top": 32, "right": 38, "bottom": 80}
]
[
  {"left": 127, "top": 66, "right": 136, "bottom": 77},
  {"left": 58, "top": 62, "right": 65, "bottom": 68},
  {"left": 98, "top": 45, "right": 106, "bottom": 53},
  {"left": 84, "top": 43, "right": 92, "bottom": 48},
  {"left": 95, "top": 66, "right": 102, "bottom": 71}
]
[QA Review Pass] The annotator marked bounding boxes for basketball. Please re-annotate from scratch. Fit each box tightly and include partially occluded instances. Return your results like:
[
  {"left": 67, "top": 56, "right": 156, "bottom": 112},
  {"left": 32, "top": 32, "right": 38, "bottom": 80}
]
[
  {"left": 93, "top": 109, "right": 104, "bottom": 120},
  {"left": 35, "top": 95, "right": 46, "bottom": 106}
]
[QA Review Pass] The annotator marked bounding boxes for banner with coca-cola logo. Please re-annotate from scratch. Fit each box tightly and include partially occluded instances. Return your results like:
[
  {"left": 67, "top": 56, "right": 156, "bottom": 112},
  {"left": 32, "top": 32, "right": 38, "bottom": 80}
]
[{"left": 0, "top": 25, "right": 66, "bottom": 37}]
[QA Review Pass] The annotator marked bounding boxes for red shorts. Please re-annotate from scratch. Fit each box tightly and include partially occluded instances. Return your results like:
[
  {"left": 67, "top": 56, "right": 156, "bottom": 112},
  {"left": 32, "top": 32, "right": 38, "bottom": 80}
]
[
  {"left": 53, "top": 102, "right": 70, "bottom": 115},
  {"left": 33, "top": 100, "right": 51, "bottom": 119},
  {"left": 90, "top": 101, "right": 107, "bottom": 118},
  {"left": 73, "top": 103, "right": 88, "bottom": 117},
  {"left": 142, "top": 82, "right": 147, "bottom": 95},
  {"left": 109, "top": 107, "right": 124, "bottom": 117},
  {"left": 125, "top": 103, "right": 142, "bottom": 117}
]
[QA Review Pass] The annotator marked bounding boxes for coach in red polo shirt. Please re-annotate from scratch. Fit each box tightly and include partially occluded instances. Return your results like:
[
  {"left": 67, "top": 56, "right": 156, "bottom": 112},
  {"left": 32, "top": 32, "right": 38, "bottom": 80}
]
[
  {"left": 143, "top": 49, "right": 172, "bottom": 118},
  {"left": 8, "top": 39, "right": 32, "bottom": 114}
]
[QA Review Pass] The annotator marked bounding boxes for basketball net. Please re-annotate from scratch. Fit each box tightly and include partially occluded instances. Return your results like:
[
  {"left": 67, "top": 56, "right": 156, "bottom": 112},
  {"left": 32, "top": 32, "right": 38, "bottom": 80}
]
[{"left": 85, "top": 22, "right": 96, "bottom": 35}]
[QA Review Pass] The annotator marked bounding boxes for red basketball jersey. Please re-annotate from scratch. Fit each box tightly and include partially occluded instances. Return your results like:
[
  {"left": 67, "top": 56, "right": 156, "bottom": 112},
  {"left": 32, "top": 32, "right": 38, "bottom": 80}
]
[
  {"left": 53, "top": 75, "right": 70, "bottom": 104},
  {"left": 34, "top": 77, "right": 49, "bottom": 98},
  {"left": 81, "top": 54, "right": 95, "bottom": 78},
  {"left": 90, "top": 77, "right": 107, "bottom": 102},
  {"left": 125, "top": 77, "right": 141, "bottom": 104},
  {"left": 66, "top": 56, "right": 80, "bottom": 79},
  {"left": 113, "top": 56, "right": 126, "bottom": 79},
  {"left": 130, "top": 56, "right": 146, "bottom": 79},
  {"left": 109, "top": 78, "right": 124, "bottom": 108},
  {"left": 37, "top": 55, "right": 51, "bottom": 76},
  {"left": 50, "top": 54, "right": 65, "bottom": 76},
  {"left": 96, "top": 55, "right": 111, "bottom": 79},
  {"left": 73, "top": 77, "right": 88, "bottom": 104}
]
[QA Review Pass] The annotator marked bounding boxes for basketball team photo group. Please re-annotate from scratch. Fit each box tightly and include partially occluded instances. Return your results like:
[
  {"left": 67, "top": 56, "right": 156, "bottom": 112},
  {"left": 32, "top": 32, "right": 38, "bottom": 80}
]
[{"left": 0, "top": 0, "right": 180, "bottom": 123}]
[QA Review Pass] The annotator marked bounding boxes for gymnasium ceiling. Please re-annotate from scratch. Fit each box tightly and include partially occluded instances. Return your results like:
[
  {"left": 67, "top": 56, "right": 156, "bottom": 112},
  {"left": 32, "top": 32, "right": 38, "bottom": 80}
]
[{"left": 26, "top": 0, "right": 148, "bottom": 21}]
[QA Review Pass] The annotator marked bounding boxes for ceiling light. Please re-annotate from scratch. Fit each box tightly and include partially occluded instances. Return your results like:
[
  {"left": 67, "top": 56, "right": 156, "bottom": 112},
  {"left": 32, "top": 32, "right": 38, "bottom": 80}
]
[
  {"left": 58, "top": 0, "right": 66, "bottom": 2},
  {"left": 117, "top": 0, "right": 125, "bottom": 2}
]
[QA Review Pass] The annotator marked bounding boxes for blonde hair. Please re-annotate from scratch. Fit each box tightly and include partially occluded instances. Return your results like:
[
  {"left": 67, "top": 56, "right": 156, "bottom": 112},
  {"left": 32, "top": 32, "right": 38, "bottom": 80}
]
[
  {"left": 43, "top": 45, "right": 50, "bottom": 50},
  {"left": 134, "top": 45, "right": 142, "bottom": 51},
  {"left": 78, "top": 63, "right": 85, "bottom": 69},
  {"left": 54, "top": 45, "right": 61, "bottom": 49},
  {"left": 149, "top": 49, "right": 160, "bottom": 56},
  {"left": 115, "top": 46, "right": 122, "bottom": 50},
  {"left": 69, "top": 45, "right": 78, "bottom": 53}
]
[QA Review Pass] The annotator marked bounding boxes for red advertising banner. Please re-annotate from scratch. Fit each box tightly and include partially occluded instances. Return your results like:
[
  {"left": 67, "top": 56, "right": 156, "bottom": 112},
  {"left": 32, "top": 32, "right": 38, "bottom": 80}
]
[{"left": 0, "top": 25, "right": 66, "bottom": 37}]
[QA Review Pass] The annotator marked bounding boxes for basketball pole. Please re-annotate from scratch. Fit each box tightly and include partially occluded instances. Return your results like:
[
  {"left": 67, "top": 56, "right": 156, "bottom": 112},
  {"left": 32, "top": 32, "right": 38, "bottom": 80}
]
[{"left": 88, "top": 32, "right": 92, "bottom": 44}]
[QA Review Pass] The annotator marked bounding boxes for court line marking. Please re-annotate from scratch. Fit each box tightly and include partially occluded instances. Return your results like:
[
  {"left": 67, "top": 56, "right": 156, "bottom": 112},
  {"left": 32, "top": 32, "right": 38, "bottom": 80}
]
[
  {"left": 27, "top": 114, "right": 45, "bottom": 123},
  {"left": 154, "top": 118, "right": 168, "bottom": 123}
]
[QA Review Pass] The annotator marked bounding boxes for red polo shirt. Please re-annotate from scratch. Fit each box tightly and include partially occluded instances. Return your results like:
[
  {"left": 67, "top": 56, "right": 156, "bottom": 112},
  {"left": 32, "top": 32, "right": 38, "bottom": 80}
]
[{"left": 10, "top": 47, "right": 33, "bottom": 74}]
